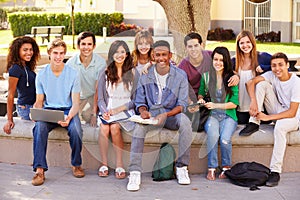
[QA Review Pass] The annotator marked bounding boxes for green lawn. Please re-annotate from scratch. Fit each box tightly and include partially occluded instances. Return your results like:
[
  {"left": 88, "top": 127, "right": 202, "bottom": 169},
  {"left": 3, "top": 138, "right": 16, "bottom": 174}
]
[{"left": 1, "top": 29, "right": 300, "bottom": 56}]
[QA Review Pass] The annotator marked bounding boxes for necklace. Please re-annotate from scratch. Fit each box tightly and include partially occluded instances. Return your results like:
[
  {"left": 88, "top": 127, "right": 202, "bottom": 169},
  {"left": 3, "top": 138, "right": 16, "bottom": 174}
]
[{"left": 24, "top": 66, "right": 29, "bottom": 87}]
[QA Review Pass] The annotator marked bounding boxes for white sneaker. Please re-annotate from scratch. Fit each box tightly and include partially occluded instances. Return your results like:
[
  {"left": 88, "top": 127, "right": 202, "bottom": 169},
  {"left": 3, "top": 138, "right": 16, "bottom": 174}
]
[
  {"left": 127, "top": 171, "right": 141, "bottom": 191},
  {"left": 176, "top": 166, "right": 191, "bottom": 185}
]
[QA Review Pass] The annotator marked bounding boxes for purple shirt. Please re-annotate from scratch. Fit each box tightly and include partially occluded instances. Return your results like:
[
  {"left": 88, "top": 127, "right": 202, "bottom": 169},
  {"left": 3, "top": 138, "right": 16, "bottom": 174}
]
[{"left": 178, "top": 50, "right": 212, "bottom": 102}]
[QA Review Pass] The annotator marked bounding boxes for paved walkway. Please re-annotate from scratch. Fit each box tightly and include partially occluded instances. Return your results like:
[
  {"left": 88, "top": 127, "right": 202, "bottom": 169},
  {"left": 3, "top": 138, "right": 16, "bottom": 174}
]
[{"left": 0, "top": 162, "right": 299, "bottom": 200}]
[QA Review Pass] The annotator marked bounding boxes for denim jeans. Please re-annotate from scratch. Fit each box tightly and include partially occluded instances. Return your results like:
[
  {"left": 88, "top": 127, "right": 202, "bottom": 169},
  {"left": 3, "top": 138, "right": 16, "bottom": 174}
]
[
  {"left": 128, "top": 113, "right": 193, "bottom": 172},
  {"left": 32, "top": 113, "right": 83, "bottom": 171},
  {"left": 204, "top": 113, "right": 237, "bottom": 168},
  {"left": 17, "top": 104, "right": 33, "bottom": 120}
]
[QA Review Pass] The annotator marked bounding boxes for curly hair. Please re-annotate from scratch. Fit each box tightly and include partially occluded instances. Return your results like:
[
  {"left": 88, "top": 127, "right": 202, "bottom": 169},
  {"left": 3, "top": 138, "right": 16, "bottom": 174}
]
[
  {"left": 131, "top": 29, "right": 154, "bottom": 66},
  {"left": 106, "top": 40, "right": 133, "bottom": 91},
  {"left": 6, "top": 36, "right": 40, "bottom": 72}
]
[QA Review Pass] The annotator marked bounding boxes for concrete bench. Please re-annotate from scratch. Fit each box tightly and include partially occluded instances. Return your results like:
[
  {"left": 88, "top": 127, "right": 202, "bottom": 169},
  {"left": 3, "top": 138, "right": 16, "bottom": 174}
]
[
  {"left": 25, "top": 26, "right": 65, "bottom": 44},
  {"left": 1, "top": 117, "right": 300, "bottom": 174}
]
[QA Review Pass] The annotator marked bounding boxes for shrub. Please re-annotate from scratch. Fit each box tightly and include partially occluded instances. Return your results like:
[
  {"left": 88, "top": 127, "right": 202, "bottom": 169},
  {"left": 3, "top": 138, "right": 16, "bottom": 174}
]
[
  {"left": 110, "top": 22, "right": 142, "bottom": 36},
  {"left": 207, "top": 27, "right": 236, "bottom": 41},
  {"left": 8, "top": 12, "right": 124, "bottom": 37},
  {"left": 256, "top": 31, "right": 281, "bottom": 42}
]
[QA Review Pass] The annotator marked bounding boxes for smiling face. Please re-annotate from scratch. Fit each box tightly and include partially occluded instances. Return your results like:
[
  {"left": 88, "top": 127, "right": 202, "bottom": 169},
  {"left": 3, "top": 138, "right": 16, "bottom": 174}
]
[
  {"left": 113, "top": 45, "right": 127, "bottom": 65},
  {"left": 19, "top": 43, "right": 33, "bottom": 65},
  {"left": 49, "top": 46, "right": 66, "bottom": 66},
  {"left": 137, "top": 38, "right": 151, "bottom": 55},
  {"left": 153, "top": 46, "right": 172, "bottom": 69},
  {"left": 271, "top": 58, "right": 290, "bottom": 80},
  {"left": 238, "top": 36, "right": 253, "bottom": 54},
  {"left": 78, "top": 36, "right": 95, "bottom": 57},
  {"left": 213, "top": 52, "right": 224, "bottom": 72},
  {"left": 186, "top": 38, "right": 202, "bottom": 59}
]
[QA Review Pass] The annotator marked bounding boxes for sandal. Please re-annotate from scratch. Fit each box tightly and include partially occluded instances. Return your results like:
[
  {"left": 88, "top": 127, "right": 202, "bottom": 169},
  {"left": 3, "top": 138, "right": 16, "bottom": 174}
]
[
  {"left": 98, "top": 166, "right": 109, "bottom": 177},
  {"left": 206, "top": 168, "right": 216, "bottom": 181},
  {"left": 115, "top": 167, "right": 126, "bottom": 179},
  {"left": 219, "top": 167, "right": 230, "bottom": 179}
]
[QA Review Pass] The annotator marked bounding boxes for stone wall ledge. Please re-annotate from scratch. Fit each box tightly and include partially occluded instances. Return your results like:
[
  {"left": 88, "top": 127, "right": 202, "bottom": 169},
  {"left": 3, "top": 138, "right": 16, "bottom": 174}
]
[{"left": 1, "top": 117, "right": 300, "bottom": 146}]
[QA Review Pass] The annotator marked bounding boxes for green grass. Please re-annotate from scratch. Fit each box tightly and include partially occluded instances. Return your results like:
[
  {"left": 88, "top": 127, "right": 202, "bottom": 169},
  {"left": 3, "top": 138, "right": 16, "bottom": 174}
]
[
  {"left": 1, "top": 29, "right": 300, "bottom": 56},
  {"left": 206, "top": 40, "right": 300, "bottom": 55}
]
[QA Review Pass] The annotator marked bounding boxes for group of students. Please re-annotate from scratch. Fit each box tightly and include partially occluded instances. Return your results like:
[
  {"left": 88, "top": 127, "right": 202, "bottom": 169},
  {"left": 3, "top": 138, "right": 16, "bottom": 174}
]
[{"left": 2, "top": 29, "right": 300, "bottom": 191}]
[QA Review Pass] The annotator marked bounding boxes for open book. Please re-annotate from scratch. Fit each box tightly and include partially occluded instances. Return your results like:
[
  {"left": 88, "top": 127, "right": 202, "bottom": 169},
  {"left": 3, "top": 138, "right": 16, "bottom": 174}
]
[
  {"left": 100, "top": 110, "right": 134, "bottom": 124},
  {"left": 129, "top": 115, "right": 158, "bottom": 125}
]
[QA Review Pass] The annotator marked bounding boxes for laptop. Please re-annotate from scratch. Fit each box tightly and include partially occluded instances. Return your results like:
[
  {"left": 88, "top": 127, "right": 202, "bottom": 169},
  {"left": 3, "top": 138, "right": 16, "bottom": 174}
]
[{"left": 30, "top": 108, "right": 65, "bottom": 123}]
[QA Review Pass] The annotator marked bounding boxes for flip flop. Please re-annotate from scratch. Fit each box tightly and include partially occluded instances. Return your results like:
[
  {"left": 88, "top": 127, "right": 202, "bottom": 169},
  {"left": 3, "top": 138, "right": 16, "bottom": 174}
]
[
  {"left": 206, "top": 168, "right": 216, "bottom": 181},
  {"left": 115, "top": 167, "right": 126, "bottom": 179},
  {"left": 98, "top": 166, "right": 109, "bottom": 177}
]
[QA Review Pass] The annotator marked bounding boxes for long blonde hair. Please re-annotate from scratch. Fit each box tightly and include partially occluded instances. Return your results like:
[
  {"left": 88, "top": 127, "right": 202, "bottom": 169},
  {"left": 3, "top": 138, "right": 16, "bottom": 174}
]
[
  {"left": 131, "top": 30, "right": 154, "bottom": 66},
  {"left": 235, "top": 30, "right": 258, "bottom": 75}
]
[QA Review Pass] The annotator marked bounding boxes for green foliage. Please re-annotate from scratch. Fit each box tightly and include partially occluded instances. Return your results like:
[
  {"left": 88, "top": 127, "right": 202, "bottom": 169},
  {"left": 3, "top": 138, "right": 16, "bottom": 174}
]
[
  {"left": 8, "top": 12, "right": 124, "bottom": 37},
  {"left": 109, "top": 12, "right": 124, "bottom": 24}
]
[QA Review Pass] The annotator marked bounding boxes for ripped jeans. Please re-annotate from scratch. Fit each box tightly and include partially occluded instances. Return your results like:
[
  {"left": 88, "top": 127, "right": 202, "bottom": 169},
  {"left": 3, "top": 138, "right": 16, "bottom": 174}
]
[{"left": 204, "top": 112, "right": 237, "bottom": 168}]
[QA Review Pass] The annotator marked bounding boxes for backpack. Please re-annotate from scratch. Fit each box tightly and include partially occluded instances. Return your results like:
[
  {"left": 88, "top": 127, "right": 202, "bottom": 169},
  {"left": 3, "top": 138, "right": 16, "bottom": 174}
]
[
  {"left": 152, "top": 143, "right": 176, "bottom": 181},
  {"left": 225, "top": 162, "right": 271, "bottom": 191}
]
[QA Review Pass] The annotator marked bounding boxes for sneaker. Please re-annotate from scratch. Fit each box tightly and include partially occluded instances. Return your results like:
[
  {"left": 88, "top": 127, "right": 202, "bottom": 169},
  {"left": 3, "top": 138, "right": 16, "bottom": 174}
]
[
  {"left": 127, "top": 171, "right": 141, "bottom": 191},
  {"left": 32, "top": 172, "right": 45, "bottom": 186},
  {"left": 176, "top": 166, "right": 191, "bottom": 185},
  {"left": 72, "top": 166, "right": 85, "bottom": 178},
  {"left": 266, "top": 172, "right": 280, "bottom": 187},
  {"left": 239, "top": 122, "right": 259, "bottom": 136}
]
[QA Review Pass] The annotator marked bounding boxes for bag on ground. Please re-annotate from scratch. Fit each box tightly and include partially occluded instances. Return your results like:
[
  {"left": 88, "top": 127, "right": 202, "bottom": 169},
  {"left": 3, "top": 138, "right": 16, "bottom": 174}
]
[
  {"left": 152, "top": 143, "right": 176, "bottom": 181},
  {"left": 225, "top": 161, "right": 271, "bottom": 191}
]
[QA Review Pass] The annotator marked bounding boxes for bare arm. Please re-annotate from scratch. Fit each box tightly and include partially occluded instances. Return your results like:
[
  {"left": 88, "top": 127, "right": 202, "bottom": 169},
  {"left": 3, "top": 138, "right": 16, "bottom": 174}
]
[
  {"left": 246, "top": 75, "right": 265, "bottom": 117},
  {"left": 33, "top": 94, "right": 45, "bottom": 109},
  {"left": 257, "top": 102, "right": 299, "bottom": 121},
  {"left": 204, "top": 102, "right": 237, "bottom": 110},
  {"left": 3, "top": 77, "right": 18, "bottom": 134},
  {"left": 90, "top": 81, "right": 99, "bottom": 127},
  {"left": 58, "top": 92, "right": 80, "bottom": 127}
]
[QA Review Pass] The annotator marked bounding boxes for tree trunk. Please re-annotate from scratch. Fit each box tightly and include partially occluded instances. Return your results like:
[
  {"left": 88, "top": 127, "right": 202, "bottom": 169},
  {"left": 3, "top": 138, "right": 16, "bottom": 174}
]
[
  {"left": 71, "top": 3, "right": 75, "bottom": 49},
  {"left": 153, "top": 0, "right": 211, "bottom": 63}
]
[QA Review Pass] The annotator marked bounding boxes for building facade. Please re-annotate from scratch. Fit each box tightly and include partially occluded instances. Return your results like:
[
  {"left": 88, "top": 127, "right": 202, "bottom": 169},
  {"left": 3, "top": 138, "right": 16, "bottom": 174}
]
[{"left": 1, "top": 0, "right": 299, "bottom": 42}]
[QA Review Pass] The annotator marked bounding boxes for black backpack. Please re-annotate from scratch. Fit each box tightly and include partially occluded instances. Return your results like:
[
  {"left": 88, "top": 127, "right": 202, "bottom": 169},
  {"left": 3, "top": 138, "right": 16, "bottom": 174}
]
[
  {"left": 152, "top": 143, "right": 176, "bottom": 181},
  {"left": 225, "top": 162, "right": 271, "bottom": 191}
]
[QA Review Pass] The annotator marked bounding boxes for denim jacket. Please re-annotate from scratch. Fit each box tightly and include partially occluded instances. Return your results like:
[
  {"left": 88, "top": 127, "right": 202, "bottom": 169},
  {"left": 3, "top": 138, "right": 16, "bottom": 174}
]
[{"left": 135, "top": 64, "right": 189, "bottom": 116}]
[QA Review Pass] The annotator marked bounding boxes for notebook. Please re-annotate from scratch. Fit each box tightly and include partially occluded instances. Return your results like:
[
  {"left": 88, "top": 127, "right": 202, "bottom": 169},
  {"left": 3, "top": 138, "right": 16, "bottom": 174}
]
[
  {"left": 128, "top": 115, "right": 158, "bottom": 125},
  {"left": 30, "top": 108, "right": 65, "bottom": 123},
  {"left": 99, "top": 110, "right": 135, "bottom": 124}
]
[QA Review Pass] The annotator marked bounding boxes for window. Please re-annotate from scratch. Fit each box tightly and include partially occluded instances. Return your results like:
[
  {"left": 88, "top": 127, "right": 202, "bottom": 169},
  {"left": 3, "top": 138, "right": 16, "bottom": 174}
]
[{"left": 244, "top": 0, "right": 271, "bottom": 36}]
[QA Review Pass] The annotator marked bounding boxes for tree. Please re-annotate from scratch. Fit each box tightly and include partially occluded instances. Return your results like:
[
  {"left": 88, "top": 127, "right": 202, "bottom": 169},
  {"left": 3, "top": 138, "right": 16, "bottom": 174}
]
[{"left": 153, "top": 0, "right": 212, "bottom": 62}]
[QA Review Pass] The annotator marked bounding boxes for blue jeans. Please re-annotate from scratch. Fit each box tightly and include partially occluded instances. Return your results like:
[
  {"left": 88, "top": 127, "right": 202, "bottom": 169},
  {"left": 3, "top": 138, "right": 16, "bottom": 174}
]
[
  {"left": 204, "top": 113, "right": 237, "bottom": 168},
  {"left": 32, "top": 113, "right": 83, "bottom": 171},
  {"left": 17, "top": 104, "right": 32, "bottom": 120},
  {"left": 128, "top": 112, "right": 193, "bottom": 172}
]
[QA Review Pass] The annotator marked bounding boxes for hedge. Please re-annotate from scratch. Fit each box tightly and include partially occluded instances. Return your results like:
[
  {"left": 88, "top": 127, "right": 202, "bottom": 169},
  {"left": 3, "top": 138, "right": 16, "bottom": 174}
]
[{"left": 8, "top": 12, "right": 124, "bottom": 37}]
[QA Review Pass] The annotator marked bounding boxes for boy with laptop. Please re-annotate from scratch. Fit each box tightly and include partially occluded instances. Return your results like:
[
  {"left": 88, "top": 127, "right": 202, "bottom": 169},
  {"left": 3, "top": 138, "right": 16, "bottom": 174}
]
[{"left": 31, "top": 38, "right": 84, "bottom": 186}]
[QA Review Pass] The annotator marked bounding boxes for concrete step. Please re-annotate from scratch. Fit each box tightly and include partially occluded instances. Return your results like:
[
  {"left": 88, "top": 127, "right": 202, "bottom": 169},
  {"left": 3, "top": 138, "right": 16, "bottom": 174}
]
[{"left": 1, "top": 117, "right": 300, "bottom": 173}]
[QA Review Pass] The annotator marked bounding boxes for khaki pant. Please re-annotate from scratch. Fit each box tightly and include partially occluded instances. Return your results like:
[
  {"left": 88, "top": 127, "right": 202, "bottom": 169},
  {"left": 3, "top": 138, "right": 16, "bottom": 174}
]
[
  {"left": 79, "top": 95, "right": 95, "bottom": 123},
  {"left": 253, "top": 81, "right": 299, "bottom": 173}
]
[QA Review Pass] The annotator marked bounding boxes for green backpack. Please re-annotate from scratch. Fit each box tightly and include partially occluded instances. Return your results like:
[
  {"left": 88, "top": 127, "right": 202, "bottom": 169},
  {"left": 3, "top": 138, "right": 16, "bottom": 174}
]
[{"left": 152, "top": 143, "right": 176, "bottom": 181}]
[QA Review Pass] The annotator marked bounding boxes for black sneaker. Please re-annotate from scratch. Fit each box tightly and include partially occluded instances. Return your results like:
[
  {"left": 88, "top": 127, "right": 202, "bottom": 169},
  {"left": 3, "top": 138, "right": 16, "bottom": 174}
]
[
  {"left": 266, "top": 172, "right": 280, "bottom": 187},
  {"left": 239, "top": 122, "right": 259, "bottom": 136}
]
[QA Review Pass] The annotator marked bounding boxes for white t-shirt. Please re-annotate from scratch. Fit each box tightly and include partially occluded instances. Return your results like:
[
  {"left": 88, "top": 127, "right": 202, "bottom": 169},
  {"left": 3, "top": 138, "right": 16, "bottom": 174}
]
[
  {"left": 262, "top": 71, "right": 300, "bottom": 120},
  {"left": 154, "top": 68, "right": 168, "bottom": 104},
  {"left": 238, "top": 69, "right": 255, "bottom": 111}
]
